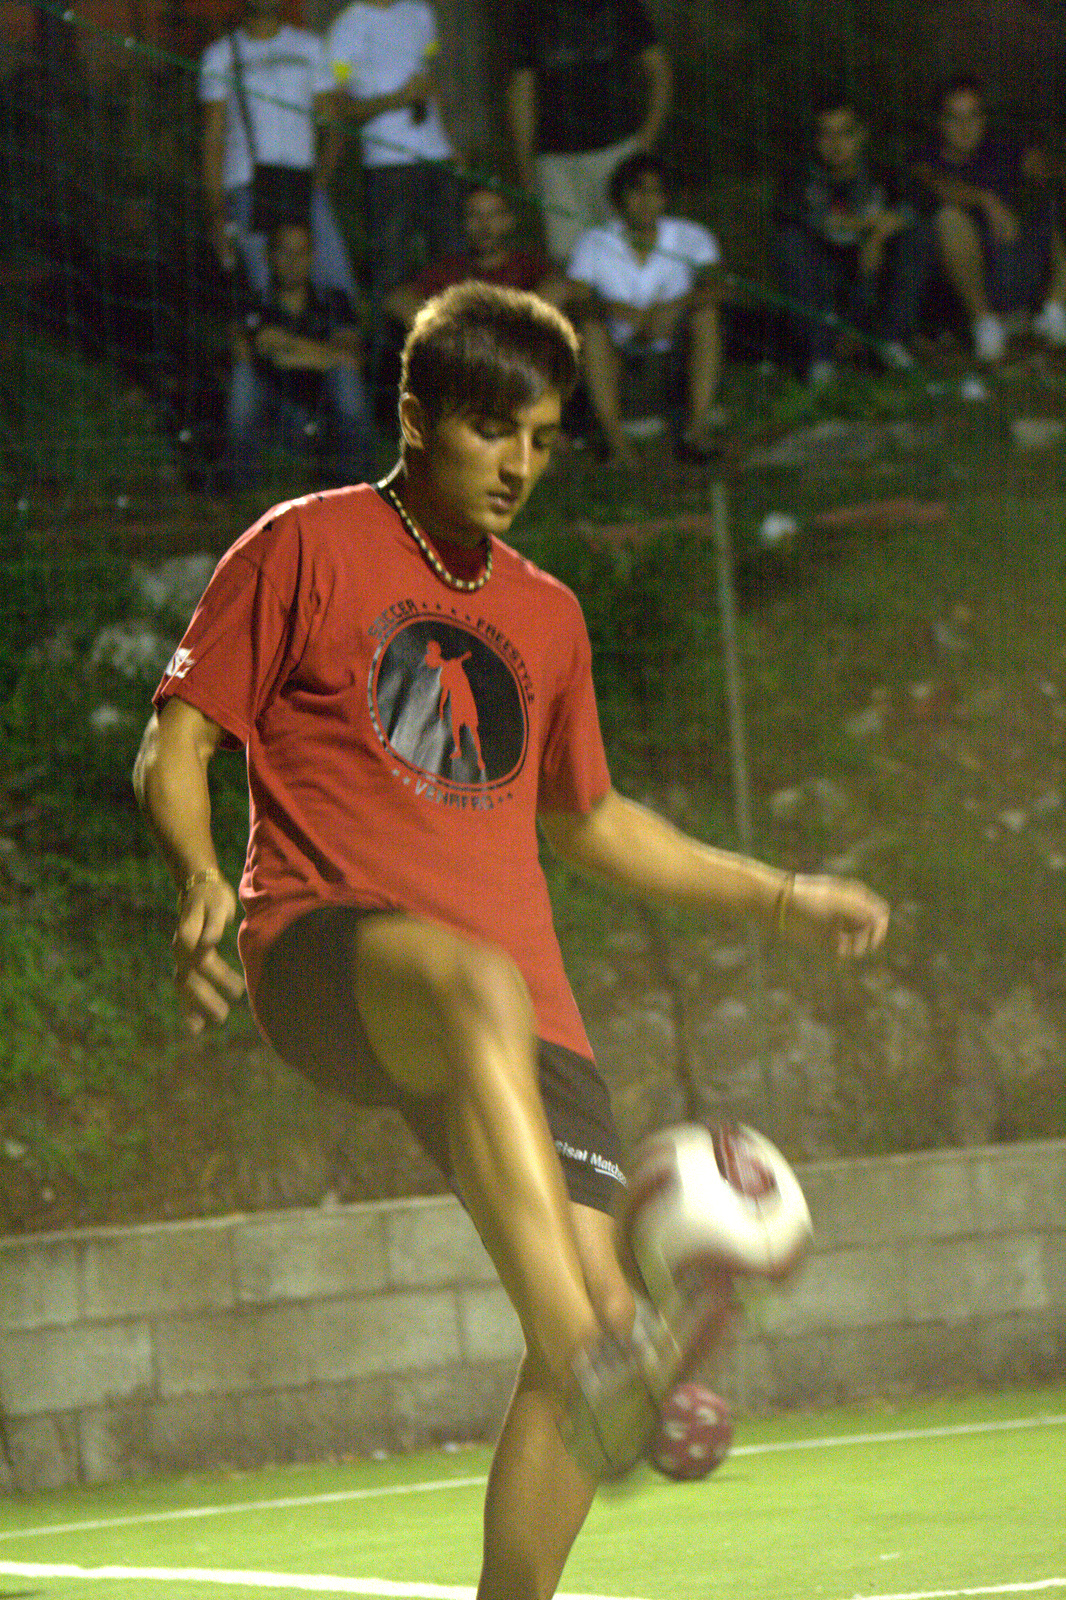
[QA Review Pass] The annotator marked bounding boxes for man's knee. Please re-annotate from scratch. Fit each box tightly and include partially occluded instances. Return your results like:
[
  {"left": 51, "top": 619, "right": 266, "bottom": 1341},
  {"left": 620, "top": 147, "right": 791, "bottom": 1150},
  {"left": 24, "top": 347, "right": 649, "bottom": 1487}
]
[
  {"left": 438, "top": 940, "right": 536, "bottom": 1048},
  {"left": 935, "top": 202, "right": 981, "bottom": 252}
]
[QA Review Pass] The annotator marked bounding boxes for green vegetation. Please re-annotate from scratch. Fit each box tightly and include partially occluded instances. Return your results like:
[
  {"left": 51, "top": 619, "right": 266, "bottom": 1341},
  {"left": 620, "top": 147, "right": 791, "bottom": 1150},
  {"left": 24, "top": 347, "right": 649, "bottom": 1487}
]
[{"left": 3, "top": 337, "right": 1066, "bottom": 1229}]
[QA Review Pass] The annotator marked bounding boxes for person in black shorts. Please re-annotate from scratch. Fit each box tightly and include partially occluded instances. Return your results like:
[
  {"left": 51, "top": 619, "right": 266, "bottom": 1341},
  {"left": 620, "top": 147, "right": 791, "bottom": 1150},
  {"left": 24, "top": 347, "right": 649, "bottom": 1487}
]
[{"left": 134, "top": 281, "right": 889, "bottom": 1599}]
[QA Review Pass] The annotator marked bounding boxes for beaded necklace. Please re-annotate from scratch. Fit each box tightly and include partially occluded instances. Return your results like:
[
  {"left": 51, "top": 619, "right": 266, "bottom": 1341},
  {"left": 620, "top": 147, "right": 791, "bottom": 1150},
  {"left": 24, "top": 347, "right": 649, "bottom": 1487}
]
[{"left": 380, "top": 480, "right": 493, "bottom": 593}]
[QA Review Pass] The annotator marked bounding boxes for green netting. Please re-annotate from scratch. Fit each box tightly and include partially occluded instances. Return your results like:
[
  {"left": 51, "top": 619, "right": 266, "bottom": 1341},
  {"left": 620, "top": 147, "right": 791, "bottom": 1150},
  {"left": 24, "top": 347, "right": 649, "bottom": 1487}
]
[{"left": 2, "top": 3, "right": 1065, "bottom": 1232}]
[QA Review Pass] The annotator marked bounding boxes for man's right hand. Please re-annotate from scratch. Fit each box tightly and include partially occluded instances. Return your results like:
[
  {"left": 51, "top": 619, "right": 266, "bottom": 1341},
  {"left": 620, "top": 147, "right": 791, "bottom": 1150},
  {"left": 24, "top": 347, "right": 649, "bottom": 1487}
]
[{"left": 173, "top": 876, "right": 245, "bottom": 1034}]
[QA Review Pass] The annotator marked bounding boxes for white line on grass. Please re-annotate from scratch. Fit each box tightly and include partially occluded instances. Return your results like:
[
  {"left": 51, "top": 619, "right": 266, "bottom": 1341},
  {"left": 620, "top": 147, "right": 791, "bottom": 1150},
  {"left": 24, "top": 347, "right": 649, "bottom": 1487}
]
[
  {"left": 851, "top": 1581, "right": 1066, "bottom": 1598},
  {"left": 0, "top": 1562, "right": 647, "bottom": 1600},
  {"left": 733, "top": 1412, "right": 1066, "bottom": 1458},
  {"left": 1, "top": 1412, "right": 1062, "bottom": 1546}
]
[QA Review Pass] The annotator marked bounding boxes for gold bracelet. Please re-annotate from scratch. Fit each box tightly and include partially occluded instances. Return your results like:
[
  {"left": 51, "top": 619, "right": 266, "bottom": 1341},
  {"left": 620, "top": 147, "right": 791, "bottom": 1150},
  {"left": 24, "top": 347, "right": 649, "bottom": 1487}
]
[
  {"left": 773, "top": 871, "right": 796, "bottom": 935},
  {"left": 179, "top": 867, "right": 222, "bottom": 905}
]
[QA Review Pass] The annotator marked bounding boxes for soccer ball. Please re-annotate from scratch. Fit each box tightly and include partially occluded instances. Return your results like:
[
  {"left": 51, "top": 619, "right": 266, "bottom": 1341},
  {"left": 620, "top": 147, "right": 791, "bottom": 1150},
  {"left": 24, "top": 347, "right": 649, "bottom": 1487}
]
[
  {"left": 651, "top": 1381, "right": 734, "bottom": 1480},
  {"left": 622, "top": 1121, "right": 813, "bottom": 1311}
]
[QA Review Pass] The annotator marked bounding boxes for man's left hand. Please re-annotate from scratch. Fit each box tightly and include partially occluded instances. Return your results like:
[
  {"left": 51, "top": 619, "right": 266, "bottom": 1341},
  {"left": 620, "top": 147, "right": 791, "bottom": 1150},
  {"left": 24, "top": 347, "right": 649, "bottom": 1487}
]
[{"left": 780, "top": 873, "right": 889, "bottom": 959}]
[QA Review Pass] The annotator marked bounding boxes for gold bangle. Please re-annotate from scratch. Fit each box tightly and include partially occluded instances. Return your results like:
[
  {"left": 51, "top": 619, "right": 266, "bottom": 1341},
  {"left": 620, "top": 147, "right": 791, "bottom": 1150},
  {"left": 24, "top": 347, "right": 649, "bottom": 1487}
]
[
  {"left": 773, "top": 871, "right": 796, "bottom": 935},
  {"left": 179, "top": 867, "right": 222, "bottom": 905}
]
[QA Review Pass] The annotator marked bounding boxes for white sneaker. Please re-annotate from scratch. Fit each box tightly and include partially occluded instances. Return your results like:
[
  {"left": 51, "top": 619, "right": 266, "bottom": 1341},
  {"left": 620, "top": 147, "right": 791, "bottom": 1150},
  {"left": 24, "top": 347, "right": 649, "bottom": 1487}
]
[
  {"left": 562, "top": 1287, "right": 736, "bottom": 1482},
  {"left": 881, "top": 340, "right": 916, "bottom": 371},
  {"left": 1033, "top": 299, "right": 1066, "bottom": 348},
  {"left": 973, "top": 313, "right": 1006, "bottom": 362}
]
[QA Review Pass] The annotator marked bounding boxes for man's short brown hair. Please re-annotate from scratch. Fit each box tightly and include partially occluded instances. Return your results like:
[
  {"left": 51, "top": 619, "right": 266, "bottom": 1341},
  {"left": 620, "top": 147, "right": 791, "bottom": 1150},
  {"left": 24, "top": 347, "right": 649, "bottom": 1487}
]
[{"left": 400, "top": 282, "right": 580, "bottom": 429}]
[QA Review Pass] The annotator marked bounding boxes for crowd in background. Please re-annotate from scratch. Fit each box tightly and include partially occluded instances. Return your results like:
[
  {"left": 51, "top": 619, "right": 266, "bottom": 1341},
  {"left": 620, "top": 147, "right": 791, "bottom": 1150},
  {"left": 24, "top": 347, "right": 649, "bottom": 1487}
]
[{"left": 41, "top": 0, "right": 1066, "bottom": 489}]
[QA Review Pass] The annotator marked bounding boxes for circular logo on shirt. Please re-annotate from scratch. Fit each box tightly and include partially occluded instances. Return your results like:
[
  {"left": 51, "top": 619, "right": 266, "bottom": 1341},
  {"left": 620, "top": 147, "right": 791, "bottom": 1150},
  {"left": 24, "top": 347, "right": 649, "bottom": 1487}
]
[{"left": 369, "top": 617, "right": 529, "bottom": 790}]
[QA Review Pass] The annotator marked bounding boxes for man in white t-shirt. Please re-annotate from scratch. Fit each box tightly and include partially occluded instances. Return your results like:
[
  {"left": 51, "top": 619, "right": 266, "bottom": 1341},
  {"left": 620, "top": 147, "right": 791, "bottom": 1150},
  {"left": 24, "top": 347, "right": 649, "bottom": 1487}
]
[
  {"left": 327, "top": 0, "right": 461, "bottom": 391},
  {"left": 200, "top": 0, "right": 357, "bottom": 301},
  {"left": 565, "top": 151, "right": 724, "bottom": 469}
]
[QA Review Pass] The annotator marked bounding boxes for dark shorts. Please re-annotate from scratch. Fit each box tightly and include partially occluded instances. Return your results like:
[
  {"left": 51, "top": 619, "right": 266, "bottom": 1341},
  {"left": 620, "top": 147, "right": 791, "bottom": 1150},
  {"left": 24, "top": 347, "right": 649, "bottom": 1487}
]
[{"left": 256, "top": 904, "right": 625, "bottom": 1214}]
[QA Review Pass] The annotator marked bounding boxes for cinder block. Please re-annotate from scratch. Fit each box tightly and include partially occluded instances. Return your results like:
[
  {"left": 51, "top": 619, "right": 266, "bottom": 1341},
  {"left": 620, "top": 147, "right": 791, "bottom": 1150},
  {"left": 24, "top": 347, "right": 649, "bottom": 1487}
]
[
  {"left": 155, "top": 1303, "right": 311, "bottom": 1398},
  {"left": 902, "top": 1234, "right": 1049, "bottom": 1324},
  {"left": 1042, "top": 1231, "right": 1066, "bottom": 1306},
  {"left": 391, "top": 1361, "right": 514, "bottom": 1450},
  {"left": 802, "top": 1151, "right": 974, "bottom": 1250},
  {"left": 0, "top": 1319, "right": 153, "bottom": 1416},
  {"left": 145, "top": 1391, "right": 241, "bottom": 1474},
  {"left": 305, "top": 1289, "right": 461, "bottom": 1381},
  {"left": 740, "top": 1332, "right": 835, "bottom": 1411},
  {"left": 0, "top": 1410, "right": 80, "bottom": 1492},
  {"left": 81, "top": 1223, "right": 235, "bottom": 1320},
  {"left": 753, "top": 1245, "right": 903, "bottom": 1335},
  {"left": 269, "top": 1377, "right": 395, "bottom": 1463},
  {"left": 79, "top": 1399, "right": 150, "bottom": 1484},
  {"left": 384, "top": 1197, "right": 495, "bottom": 1290},
  {"left": 974, "top": 1309, "right": 1066, "bottom": 1385},
  {"left": 971, "top": 1144, "right": 1066, "bottom": 1235},
  {"left": 235, "top": 1207, "right": 387, "bottom": 1305},
  {"left": 829, "top": 1320, "right": 979, "bottom": 1400},
  {"left": 457, "top": 1285, "right": 524, "bottom": 1364},
  {"left": 0, "top": 1236, "right": 81, "bottom": 1330}
]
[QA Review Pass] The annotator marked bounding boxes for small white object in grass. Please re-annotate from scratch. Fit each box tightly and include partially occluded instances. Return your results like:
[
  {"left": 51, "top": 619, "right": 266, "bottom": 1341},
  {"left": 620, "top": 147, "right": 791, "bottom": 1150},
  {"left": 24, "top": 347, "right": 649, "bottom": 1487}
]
[
  {"left": 758, "top": 512, "right": 799, "bottom": 547},
  {"left": 959, "top": 374, "right": 988, "bottom": 402}
]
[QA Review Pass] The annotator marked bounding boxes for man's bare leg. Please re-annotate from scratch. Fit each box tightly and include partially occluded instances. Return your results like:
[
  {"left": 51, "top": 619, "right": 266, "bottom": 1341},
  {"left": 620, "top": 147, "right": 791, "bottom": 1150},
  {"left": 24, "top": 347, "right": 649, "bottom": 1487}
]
[
  {"left": 579, "top": 318, "right": 639, "bottom": 469},
  {"left": 478, "top": 1205, "right": 634, "bottom": 1600},
  {"left": 351, "top": 915, "right": 602, "bottom": 1386},
  {"left": 684, "top": 298, "right": 724, "bottom": 442},
  {"left": 935, "top": 203, "right": 992, "bottom": 320}
]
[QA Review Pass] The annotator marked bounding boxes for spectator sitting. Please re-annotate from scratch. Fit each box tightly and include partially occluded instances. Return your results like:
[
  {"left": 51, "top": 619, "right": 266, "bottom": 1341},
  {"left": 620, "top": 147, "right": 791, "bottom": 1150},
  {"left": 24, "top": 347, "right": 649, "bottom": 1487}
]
[
  {"left": 226, "top": 220, "right": 375, "bottom": 491},
  {"left": 384, "top": 180, "right": 567, "bottom": 329},
  {"left": 772, "top": 94, "right": 931, "bottom": 386},
  {"left": 564, "top": 151, "right": 724, "bottom": 469},
  {"left": 199, "top": 0, "right": 357, "bottom": 302},
  {"left": 913, "top": 74, "right": 1066, "bottom": 361},
  {"left": 505, "top": 0, "right": 672, "bottom": 265}
]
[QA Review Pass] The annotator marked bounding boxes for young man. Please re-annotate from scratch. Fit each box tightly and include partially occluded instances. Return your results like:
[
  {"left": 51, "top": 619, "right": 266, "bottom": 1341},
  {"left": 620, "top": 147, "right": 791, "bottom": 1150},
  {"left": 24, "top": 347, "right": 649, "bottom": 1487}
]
[
  {"left": 773, "top": 95, "right": 931, "bottom": 385},
  {"left": 199, "top": 0, "right": 356, "bottom": 300},
  {"left": 134, "top": 283, "right": 888, "bottom": 1600},
  {"left": 913, "top": 75, "right": 1066, "bottom": 361},
  {"left": 226, "top": 219, "right": 374, "bottom": 491},
  {"left": 565, "top": 151, "right": 725, "bottom": 468},
  {"left": 505, "top": 0, "right": 672, "bottom": 263},
  {"left": 384, "top": 179, "right": 566, "bottom": 329},
  {"left": 327, "top": 0, "right": 462, "bottom": 390}
]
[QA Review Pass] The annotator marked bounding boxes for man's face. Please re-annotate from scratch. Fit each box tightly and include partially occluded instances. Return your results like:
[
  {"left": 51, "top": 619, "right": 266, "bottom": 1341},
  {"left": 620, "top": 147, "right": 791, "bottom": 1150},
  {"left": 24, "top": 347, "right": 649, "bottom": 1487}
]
[
  {"left": 464, "top": 190, "right": 515, "bottom": 258},
  {"left": 269, "top": 225, "right": 313, "bottom": 291},
  {"left": 816, "top": 108, "right": 864, "bottom": 177},
  {"left": 619, "top": 168, "right": 667, "bottom": 234},
  {"left": 941, "top": 90, "right": 986, "bottom": 158},
  {"left": 417, "top": 390, "right": 563, "bottom": 545}
]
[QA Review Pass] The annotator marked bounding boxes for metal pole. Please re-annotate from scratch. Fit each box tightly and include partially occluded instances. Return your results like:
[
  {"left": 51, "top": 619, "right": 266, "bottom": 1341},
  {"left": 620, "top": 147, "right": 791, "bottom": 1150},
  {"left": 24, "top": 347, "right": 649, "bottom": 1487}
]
[{"left": 710, "top": 479, "right": 776, "bottom": 1130}]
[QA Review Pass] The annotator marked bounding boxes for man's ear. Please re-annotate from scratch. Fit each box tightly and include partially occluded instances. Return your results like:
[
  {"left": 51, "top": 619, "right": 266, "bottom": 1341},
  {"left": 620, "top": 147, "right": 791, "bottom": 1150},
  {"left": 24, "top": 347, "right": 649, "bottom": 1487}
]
[{"left": 398, "top": 392, "right": 429, "bottom": 452}]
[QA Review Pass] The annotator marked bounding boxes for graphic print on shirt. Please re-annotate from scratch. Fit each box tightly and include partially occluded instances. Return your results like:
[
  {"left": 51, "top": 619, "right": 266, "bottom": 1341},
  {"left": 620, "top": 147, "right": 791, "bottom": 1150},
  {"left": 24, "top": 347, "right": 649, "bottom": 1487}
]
[{"left": 368, "top": 611, "right": 531, "bottom": 798}]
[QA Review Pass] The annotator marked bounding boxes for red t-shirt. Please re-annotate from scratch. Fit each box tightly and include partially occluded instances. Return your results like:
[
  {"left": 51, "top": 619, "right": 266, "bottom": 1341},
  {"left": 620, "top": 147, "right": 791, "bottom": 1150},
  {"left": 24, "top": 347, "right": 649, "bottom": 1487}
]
[
  {"left": 153, "top": 484, "right": 611, "bottom": 1060},
  {"left": 415, "top": 250, "right": 551, "bottom": 299}
]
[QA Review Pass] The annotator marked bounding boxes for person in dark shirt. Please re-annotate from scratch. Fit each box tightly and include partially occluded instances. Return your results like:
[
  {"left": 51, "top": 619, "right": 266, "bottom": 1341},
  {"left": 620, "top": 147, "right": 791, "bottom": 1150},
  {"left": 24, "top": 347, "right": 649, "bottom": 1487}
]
[
  {"left": 384, "top": 179, "right": 567, "bottom": 329},
  {"left": 772, "top": 94, "right": 932, "bottom": 384},
  {"left": 226, "top": 219, "right": 375, "bottom": 490},
  {"left": 505, "top": 0, "right": 671, "bottom": 263},
  {"left": 912, "top": 74, "right": 1066, "bottom": 361}
]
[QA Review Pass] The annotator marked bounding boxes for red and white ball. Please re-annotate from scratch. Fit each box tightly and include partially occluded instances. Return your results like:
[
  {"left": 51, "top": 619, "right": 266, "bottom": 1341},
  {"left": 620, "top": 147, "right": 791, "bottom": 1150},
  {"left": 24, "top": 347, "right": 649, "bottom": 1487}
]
[
  {"left": 651, "top": 1382, "right": 734, "bottom": 1481},
  {"left": 624, "top": 1121, "right": 813, "bottom": 1311}
]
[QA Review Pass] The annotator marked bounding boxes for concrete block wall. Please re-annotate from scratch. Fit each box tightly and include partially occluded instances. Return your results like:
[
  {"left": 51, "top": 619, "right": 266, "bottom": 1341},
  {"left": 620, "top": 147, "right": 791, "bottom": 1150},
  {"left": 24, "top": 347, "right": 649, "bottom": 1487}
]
[{"left": 2, "top": 1140, "right": 1064, "bottom": 1492}]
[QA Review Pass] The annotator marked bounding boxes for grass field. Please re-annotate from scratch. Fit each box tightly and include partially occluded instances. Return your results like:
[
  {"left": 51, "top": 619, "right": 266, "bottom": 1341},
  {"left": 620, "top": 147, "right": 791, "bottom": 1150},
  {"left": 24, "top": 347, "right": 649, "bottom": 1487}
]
[{"left": 0, "top": 1385, "right": 1063, "bottom": 1600}]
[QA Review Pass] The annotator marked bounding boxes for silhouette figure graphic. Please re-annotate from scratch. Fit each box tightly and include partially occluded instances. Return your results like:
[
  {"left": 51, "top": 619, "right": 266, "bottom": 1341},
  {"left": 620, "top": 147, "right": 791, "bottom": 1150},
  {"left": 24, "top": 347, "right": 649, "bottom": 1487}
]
[{"left": 425, "top": 638, "right": 485, "bottom": 775}]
